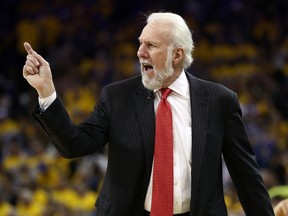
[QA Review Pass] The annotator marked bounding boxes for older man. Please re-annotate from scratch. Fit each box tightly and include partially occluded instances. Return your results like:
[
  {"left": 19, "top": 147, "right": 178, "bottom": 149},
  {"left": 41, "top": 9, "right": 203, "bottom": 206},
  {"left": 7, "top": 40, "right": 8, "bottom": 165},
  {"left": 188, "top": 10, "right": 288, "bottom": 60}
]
[{"left": 23, "top": 12, "right": 274, "bottom": 216}]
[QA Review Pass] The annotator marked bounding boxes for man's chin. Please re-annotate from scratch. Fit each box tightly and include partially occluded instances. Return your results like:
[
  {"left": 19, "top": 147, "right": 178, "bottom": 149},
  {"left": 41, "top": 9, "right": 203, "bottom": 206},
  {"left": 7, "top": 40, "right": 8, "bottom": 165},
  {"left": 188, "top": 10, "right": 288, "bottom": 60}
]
[
  {"left": 142, "top": 76, "right": 161, "bottom": 90},
  {"left": 142, "top": 78, "right": 153, "bottom": 90}
]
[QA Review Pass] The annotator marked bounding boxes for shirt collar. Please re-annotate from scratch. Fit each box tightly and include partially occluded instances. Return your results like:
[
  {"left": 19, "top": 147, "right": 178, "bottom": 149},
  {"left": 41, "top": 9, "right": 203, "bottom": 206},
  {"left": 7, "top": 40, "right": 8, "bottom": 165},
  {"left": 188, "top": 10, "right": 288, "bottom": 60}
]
[
  {"left": 154, "top": 70, "right": 189, "bottom": 98},
  {"left": 169, "top": 70, "right": 189, "bottom": 97}
]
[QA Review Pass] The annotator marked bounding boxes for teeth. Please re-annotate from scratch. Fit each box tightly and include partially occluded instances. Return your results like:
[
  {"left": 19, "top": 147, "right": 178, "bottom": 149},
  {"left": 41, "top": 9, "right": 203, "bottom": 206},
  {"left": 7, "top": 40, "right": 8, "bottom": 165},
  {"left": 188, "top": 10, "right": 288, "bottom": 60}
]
[{"left": 140, "top": 61, "right": 153, "bottom": 72}]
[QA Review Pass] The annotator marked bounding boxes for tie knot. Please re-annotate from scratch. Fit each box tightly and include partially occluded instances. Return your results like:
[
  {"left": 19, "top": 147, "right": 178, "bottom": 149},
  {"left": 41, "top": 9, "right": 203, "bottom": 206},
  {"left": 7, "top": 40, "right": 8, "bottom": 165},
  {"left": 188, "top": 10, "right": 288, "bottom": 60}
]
[{"left": 161, "top": 88, "right": 172, "bottom": 99}]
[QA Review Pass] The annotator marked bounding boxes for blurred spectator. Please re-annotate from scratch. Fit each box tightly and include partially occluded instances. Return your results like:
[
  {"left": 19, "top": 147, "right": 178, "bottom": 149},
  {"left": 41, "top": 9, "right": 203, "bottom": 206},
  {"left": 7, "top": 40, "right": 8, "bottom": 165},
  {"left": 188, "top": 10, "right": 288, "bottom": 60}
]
[{"left": 274, "top": 198, "right": 288, "bottom": 216}]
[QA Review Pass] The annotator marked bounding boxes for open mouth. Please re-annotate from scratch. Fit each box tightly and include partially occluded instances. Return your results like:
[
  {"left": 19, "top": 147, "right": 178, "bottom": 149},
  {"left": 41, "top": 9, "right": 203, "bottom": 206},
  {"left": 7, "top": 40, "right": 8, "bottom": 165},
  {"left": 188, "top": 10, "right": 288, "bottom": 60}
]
[{"left": 142, "top": 63, "right": 154, "bottom": 73}]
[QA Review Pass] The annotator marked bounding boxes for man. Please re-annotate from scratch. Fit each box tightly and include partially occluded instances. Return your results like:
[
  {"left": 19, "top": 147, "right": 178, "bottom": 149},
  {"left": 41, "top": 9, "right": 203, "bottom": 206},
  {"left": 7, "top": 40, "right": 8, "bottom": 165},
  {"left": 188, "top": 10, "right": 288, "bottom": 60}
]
[{"left": 23, "top": 12, "right": 274, "bottom": 216}]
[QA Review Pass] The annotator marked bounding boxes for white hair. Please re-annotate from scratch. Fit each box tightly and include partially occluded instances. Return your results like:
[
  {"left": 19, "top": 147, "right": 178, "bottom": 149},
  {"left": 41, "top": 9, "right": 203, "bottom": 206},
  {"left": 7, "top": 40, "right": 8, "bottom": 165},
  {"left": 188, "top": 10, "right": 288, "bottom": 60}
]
[{"left": 147, "top": 12, "right": 194, "bottom": 69}]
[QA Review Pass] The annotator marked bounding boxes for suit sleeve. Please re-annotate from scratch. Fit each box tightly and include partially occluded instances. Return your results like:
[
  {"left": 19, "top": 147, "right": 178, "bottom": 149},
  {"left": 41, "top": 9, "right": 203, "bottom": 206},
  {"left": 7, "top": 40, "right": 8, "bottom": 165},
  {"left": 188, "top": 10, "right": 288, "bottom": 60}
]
[
  {"left": 33, "top": 89, "right": 110, "bottom": 158},
  {"left": 222, "top": 93, "right": 275, "bottom": 216}
]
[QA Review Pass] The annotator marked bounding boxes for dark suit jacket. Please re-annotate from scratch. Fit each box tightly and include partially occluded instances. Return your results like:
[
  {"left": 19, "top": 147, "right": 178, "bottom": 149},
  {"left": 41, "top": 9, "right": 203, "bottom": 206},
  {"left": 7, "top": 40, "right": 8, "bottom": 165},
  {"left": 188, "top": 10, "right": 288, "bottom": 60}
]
[{"left": 33, "top": 72, "right": 275, "bottom": 216}]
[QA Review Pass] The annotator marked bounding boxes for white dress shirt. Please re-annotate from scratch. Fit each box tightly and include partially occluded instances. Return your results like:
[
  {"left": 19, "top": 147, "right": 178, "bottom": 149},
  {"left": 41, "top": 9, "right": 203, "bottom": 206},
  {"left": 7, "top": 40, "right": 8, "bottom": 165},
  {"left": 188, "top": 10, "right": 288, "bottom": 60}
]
[
  {"left": 38, "top": 91, "right": 57, "bottom": 111},
  {"left": 144, "top": 71, "right": 192, "bottom": 214}
]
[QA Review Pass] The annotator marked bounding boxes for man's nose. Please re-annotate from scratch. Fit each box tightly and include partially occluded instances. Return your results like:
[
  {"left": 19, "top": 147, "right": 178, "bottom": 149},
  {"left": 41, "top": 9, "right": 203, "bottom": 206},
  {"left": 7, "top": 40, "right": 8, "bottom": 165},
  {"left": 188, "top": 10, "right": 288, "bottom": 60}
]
[{"left": 137, "top": 46, "right": 148, "bottom": 59}]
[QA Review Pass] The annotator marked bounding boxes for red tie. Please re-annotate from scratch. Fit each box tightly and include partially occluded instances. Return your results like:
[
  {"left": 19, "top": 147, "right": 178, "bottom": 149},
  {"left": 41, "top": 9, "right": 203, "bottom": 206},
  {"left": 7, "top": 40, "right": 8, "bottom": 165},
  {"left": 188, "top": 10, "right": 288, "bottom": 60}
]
[{"left": 151, "top": 88, "right": 173, "bottom": 216}]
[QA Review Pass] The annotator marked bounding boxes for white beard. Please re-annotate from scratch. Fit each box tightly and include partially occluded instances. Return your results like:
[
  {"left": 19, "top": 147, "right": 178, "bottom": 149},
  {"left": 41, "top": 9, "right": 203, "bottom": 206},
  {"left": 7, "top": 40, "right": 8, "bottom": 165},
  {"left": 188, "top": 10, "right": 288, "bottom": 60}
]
[{"left": 141, "top": 50, "right": 174, "bottom": 90}]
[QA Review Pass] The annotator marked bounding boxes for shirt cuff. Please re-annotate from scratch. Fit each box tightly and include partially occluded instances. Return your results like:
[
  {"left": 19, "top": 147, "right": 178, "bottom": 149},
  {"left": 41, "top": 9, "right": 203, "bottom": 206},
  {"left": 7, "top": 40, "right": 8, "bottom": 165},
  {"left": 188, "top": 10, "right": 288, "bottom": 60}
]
[{"left": 38, "top": 91, "right": 57, "bottom": 111}]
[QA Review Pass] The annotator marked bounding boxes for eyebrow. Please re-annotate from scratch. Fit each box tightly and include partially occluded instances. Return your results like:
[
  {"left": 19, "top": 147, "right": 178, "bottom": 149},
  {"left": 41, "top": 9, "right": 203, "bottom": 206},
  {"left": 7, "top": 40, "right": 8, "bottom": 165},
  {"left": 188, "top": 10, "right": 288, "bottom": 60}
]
[{"left": 138, "top": 37, "right": 160, "bottom": 45}]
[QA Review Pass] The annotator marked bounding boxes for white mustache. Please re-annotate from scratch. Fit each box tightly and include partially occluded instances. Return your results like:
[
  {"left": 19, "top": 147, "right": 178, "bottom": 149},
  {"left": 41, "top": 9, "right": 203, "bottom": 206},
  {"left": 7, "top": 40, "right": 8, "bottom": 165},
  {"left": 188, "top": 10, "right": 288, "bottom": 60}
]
[{"left": 139, "top": 60, "right": 152, "bottom": 65}]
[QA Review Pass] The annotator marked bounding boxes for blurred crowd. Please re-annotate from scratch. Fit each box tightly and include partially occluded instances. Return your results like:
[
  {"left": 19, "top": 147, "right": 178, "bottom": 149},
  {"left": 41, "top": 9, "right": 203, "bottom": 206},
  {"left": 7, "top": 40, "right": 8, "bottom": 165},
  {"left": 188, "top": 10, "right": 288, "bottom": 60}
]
[{"left": 0, "top": 0, "right": 288, "bottom": 215}]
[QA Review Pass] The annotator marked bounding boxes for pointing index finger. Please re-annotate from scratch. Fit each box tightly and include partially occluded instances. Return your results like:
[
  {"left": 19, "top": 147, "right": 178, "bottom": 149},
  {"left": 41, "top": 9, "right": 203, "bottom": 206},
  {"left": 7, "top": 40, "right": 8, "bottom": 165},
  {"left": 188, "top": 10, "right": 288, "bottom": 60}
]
[{"left": 24, "top": 42, "right": 34, "bottom": 55}]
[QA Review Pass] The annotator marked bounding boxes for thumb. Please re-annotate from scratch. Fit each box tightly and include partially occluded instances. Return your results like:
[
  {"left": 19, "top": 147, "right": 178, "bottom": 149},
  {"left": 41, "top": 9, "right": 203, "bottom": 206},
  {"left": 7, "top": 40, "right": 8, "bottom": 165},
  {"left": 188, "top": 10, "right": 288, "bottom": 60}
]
[
  {"left": 24, "top": 42, "right": 34, "bottom": 55},
  {"left": 24, "top": 42, "right": 49, "bottom": 67}
]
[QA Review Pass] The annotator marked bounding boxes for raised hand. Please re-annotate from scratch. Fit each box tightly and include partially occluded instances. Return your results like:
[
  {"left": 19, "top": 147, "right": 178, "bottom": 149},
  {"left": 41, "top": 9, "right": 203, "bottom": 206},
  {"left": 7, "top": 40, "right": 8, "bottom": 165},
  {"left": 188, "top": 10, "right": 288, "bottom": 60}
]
[{"left": 23, "top": 42, "right": 55, "bottom": 98}]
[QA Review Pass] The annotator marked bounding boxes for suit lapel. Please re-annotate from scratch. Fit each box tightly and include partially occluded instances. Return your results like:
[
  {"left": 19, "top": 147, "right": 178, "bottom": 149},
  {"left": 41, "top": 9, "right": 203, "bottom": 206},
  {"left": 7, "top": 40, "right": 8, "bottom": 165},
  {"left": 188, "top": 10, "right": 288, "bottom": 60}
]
[
  {"left": 132, "top": 84, "right": 155, "bottom": 182},
  {"left": 186, "top": 73, "right": 209, "bottom": 212}
]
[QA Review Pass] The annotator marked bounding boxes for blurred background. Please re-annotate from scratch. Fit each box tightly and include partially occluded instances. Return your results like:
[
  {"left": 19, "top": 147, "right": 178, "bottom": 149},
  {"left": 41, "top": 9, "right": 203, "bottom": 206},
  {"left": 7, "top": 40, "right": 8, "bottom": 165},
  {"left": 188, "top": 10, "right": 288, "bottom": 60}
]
[{"left": 0, "top": 0, "right": 288, "bottom": 215}]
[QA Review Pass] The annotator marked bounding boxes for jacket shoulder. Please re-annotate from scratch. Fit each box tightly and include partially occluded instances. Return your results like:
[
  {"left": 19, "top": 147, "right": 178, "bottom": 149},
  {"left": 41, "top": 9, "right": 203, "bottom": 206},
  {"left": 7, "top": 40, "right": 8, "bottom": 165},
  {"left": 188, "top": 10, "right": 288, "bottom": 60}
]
[
  {"left": 187, "top": 73, "right": 235, "bottom": 98},
  {"left": 105, "top": 75, "right": 142, "bottom": 90}
]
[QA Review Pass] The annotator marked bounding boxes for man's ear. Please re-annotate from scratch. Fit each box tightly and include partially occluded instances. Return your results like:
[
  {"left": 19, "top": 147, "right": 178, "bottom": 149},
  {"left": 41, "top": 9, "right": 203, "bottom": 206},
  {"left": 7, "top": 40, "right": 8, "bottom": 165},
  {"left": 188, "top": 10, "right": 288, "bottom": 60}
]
[{"left": 173, "top": 48, "right": 184, "bottom": 65}]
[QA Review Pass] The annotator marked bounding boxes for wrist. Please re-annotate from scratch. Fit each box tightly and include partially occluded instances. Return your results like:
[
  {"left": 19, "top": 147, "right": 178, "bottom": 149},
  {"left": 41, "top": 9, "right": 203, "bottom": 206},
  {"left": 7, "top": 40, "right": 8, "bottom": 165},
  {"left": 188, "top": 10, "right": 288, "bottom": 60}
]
[{"left": 37, "top": 84, "right": 56, "bottom": 99}]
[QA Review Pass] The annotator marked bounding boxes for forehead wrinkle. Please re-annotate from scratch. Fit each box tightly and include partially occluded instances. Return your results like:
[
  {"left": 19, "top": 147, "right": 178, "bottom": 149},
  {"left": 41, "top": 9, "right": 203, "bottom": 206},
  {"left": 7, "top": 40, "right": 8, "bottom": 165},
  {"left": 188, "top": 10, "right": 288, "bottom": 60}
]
[
  {"left": 139, "top": 22, "right": 171, "bottom": 45},
  {"left": 149, "top": 21, "right": 172, "bottom": 35}
]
